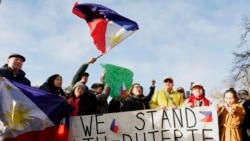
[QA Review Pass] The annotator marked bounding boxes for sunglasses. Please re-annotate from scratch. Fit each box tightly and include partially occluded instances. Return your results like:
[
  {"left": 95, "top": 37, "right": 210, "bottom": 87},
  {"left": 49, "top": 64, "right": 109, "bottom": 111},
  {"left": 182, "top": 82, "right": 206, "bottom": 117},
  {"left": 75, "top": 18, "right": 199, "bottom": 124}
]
[{"left": 164, "top": 79, "right": 173, "bottom": 83}]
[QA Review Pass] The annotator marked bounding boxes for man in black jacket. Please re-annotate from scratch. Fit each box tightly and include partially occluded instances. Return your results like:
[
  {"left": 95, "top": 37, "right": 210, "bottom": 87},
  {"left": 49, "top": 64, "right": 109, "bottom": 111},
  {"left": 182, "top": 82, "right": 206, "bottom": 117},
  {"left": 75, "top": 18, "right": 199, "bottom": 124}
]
[{"left": 0, "top": 53, "right": 30, "bottom": 86}]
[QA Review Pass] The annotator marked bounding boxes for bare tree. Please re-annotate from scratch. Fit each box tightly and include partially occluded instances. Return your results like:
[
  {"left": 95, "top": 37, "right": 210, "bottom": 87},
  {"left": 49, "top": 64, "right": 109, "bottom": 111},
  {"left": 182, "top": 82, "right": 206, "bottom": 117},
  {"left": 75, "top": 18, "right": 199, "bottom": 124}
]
[
  {"left": 208, "top": 78, "right": 233, "bottom": 103},
  {"left": 231, "top": 15, "right": 250, "bottom": 91}
]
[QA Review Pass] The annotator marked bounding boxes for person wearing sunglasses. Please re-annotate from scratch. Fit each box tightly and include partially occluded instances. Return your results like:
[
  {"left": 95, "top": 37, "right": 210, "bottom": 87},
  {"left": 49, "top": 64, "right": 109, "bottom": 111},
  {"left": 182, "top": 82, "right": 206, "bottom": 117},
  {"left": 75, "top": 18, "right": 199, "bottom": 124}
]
[{"left": 149, "top": 76, "right": 184, "bottom": 109}]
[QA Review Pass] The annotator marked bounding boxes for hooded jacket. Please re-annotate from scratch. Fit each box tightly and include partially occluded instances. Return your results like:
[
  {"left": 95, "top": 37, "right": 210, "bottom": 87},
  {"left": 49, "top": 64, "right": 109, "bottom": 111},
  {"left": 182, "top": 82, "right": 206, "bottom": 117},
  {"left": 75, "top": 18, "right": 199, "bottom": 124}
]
[{"left": 39, "top": 74, "right": 66, "bottom": 97}]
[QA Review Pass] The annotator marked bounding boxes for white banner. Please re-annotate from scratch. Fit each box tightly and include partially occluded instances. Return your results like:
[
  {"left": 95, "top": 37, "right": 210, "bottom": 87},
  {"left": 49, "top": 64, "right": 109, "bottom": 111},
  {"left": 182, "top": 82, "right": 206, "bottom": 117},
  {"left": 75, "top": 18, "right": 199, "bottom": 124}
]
[{"left": 69, "top": 106, "right": 219, "bottom": 141}]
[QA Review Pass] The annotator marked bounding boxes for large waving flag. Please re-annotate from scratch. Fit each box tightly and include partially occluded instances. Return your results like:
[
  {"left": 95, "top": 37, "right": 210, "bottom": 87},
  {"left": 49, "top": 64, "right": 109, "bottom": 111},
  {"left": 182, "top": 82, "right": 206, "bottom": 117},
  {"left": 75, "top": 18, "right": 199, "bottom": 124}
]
[
  {"left": 101, "top": 63, "right": 133, "bottom": 98},
  {"left": 72, "top": 2, "right": 139, "bottom": 54},
  {"left": 0, "top": 78, "right": 70, "bottom": 141}
]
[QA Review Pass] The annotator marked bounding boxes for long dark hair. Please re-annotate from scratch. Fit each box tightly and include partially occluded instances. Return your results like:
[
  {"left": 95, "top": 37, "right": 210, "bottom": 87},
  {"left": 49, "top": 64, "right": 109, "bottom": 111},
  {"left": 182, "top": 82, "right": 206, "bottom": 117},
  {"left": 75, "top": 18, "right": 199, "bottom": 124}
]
[
  {"left": 40, "top": 74, "right": 65, "bottom": 96},
  {"left": 46, "top": 74, "right": 61, "bottom": 88}
]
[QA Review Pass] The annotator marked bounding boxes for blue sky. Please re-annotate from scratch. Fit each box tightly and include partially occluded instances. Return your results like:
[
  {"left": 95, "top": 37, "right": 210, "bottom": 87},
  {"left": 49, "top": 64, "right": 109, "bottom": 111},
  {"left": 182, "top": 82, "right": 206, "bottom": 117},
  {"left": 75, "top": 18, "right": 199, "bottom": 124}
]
[{"left": 0, "top": 0, "right": 249, "bottom": 97}]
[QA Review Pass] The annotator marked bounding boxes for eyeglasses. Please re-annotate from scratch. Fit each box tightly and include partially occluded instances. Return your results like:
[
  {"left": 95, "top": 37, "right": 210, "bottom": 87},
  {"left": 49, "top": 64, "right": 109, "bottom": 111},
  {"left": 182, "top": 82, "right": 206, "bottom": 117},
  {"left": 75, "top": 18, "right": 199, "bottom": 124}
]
[{"left": 164, "top": 79, "right": 173, "bottom": 83}]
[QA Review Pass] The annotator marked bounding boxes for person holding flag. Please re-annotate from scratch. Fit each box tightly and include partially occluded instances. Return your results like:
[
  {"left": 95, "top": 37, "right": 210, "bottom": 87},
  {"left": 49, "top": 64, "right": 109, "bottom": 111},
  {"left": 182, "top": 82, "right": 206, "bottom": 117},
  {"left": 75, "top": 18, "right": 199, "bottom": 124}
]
[
  {"left": 0, "top": 53, "right": 30, "bottom": 86},
  {"left": 71, "top": 57, "right": 96, "bottom": 89},
  {"left": 0, "top": 78, "right": 70, "bottom": 141}
]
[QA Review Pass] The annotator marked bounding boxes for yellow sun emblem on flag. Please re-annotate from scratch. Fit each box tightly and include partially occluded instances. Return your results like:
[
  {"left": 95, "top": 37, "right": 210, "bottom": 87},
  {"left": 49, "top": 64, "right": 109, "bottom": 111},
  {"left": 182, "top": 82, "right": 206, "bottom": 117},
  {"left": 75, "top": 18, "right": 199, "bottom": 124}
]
[
  {"left": 5, "top": 84, "right": 13, "bottom": 91},
  {"left": 110, "top": 31, "right": 123, "bottom": 47},
  {"left": 4, "top": 103, "right": 32, "bottom": 130}
]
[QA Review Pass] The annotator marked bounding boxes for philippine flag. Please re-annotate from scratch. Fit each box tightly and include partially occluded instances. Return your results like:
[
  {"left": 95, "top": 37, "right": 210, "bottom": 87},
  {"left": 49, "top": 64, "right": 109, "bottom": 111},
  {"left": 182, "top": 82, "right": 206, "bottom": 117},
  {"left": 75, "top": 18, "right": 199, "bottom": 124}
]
[
  {"left": 72, "top": 2, "right": 139, "bottom": 54},
  {"left": 110, "top": 119, "right": 119, "bottom": 134},
  {"left": 0, "top": 78, "right": 70, "bottom": 141},
  {"left": 119, "top": 83, "right": 126, "bottom": 97},
  {"left": 200, "top": 111, "right": 213, "bottom": 122}
]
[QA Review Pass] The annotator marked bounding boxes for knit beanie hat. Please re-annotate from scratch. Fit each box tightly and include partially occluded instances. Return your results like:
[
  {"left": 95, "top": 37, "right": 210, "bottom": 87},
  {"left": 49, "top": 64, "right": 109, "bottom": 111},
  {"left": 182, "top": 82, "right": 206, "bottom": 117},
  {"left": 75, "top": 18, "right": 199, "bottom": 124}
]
[{"left": 72, "top": 82, "right": 85, "bottom": 91}]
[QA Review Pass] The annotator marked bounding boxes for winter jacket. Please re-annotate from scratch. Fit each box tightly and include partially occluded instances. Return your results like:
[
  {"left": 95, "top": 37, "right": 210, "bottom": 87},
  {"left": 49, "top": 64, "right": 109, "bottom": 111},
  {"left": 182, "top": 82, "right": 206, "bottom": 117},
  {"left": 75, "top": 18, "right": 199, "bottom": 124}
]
[
  {"left": 90, "top": 85, "right": 111, "bottom": 114},
  {"left": 218, "top": 103, "right": 246, "bottom": 141},
  {"left": 108, "top": 97, "right": 121, "bottom": 113},
  {"left": 150, "top": 90, "right": 184, "bottom": 109},
  {"left": 78, "top": 93, "right": 97, "bottom": 116},
  {"left": 39, "top": 83, "right": 66, "bottom": 97},
  {"left": 242, "top": 100, "right": 250, "bottom": 141},
  {"left": 122, "top": 95, "right": 145, "bottom": 111},
  {"left": 0, "top": 64, "right": 30, "bottom": 86}
]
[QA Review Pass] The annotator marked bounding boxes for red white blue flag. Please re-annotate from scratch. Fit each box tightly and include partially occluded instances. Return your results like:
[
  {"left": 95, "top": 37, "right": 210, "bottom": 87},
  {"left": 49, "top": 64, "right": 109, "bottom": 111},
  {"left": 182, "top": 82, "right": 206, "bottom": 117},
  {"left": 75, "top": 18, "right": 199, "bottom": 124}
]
[
  {"left": 200, "top": 111, "right": 213, "bottom": 122},
  {"left": 0, "top": 78, "right": 70, "bottom": 141},
  {"left": 110, "top": 119, "right": 119, "bottom": 134},
  {"left": 119, "top": 82, "right": 126, "bottom": 97},
  {"left": 72, "top": 2, "right": 139, "bottom": 54}
]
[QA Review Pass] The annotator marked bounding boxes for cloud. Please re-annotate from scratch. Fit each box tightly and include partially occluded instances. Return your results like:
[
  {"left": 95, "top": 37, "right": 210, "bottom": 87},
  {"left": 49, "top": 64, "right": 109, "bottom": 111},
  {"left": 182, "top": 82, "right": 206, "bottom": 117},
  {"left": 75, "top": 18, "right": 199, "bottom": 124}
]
[{"left": 0, "top": 0, "right": 249, "bottom": 95}]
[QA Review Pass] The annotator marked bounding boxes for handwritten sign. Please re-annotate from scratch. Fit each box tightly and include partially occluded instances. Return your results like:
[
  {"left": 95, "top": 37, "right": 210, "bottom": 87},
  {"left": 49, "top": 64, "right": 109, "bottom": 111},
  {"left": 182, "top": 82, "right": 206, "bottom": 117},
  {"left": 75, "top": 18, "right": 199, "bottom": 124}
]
[
  {"left": 69, "top": 106, "right": 219, "bottom": 141},
  {"left": 101, "top": 63, "right": 133, "bottom": 98}
]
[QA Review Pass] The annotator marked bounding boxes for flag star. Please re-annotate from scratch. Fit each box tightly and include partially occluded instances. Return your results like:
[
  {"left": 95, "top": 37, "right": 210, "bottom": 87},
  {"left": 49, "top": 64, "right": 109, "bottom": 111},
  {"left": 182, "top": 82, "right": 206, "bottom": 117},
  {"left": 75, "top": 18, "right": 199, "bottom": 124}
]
[
  {"left": 111, "top": 33, "right": 122, "bottom": 47},
  {"left": 43, "top": 119, "right": 49, "bottom": 127},
  {"left": 4, "top": 103, "right": 32, "bottom": 130},
  {"left": 5, "top": 84, "right": 13, "bottom": 91}
]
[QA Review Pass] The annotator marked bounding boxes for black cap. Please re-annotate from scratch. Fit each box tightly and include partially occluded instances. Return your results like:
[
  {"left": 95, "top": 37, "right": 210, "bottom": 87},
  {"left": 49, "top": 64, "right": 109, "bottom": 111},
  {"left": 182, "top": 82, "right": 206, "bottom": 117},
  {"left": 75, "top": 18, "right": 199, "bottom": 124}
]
[
  {"left": 82, "top": 72, "right": 89, "bottom": 77},
  {"left": 91, "top": 83, "right": 104, "bottom": 89},
  {"left": 8, "top": 54, "right": 26, "bottom": 62}
]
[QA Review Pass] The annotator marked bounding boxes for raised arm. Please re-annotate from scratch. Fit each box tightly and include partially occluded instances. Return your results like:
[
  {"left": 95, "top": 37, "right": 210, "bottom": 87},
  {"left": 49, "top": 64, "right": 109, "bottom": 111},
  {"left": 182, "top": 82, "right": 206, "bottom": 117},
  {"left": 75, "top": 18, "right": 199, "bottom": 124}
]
[{"left": 71, "top": 57, "right": 96, "bottom": 87}]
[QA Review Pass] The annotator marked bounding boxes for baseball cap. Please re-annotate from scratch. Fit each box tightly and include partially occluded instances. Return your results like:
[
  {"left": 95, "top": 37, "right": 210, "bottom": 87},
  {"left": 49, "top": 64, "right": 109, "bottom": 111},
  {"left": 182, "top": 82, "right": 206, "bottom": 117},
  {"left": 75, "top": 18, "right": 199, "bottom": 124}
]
[
  {"left": 8, "top": 53, "right": 26, "bottom": 62},
  {"left": 191, "top": 82, "right": 203, "bottom": 89},
  {"left": 163, "top": 76, "right": 173, "bottom": 82},
  {"left": 176, "top": 87, "right": 185, "bottom": 92}
]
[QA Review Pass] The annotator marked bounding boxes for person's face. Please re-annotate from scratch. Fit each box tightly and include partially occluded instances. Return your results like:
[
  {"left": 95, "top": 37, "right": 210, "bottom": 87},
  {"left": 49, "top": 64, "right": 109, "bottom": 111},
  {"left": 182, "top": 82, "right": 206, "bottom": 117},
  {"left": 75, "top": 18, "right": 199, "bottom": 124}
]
[
  {"left": 132, "top": 84, "right": 142, "bottom": 96},
  {"left": 191, "top": 86, "right": 203, "bottom": 97},
  {"left": 95, "top": 87, "right": 103, "bottom": 94},
  {"left": 54, "top": 76, "right": 62, "bottom": 87},
  {"left": 224, "top": 92, "right": 237, "bottom": 106},
  {"left": 7, "top": 57, "right": 23, "bottom": 72},
  {"left": 74, "top": 86, "right": 84, "bottom": 98},
  {"left": 81, "top": 75, "right": 88, "bottom": 84},
  {"left": 238, "top": 91, "right": 249, "bottom": 100},
  {"left": 178, "top": 90, "right": 185, "bottom": 98},
  {"left": 163, "top": 79, "right": 173, "bottom": 91}
]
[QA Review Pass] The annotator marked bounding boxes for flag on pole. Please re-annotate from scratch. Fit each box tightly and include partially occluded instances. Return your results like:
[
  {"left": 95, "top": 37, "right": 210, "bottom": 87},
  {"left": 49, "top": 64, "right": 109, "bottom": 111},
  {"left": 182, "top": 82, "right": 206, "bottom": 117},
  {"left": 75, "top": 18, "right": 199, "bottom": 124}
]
[
  {"left": 72, "top": 2, "right": 139, "bottom": 54},
  {"left": 119, "top": 82, "right": 126, "bottom": 97},
  {"left": 0, "top": 78, "right": 70, "bottom": 141}
]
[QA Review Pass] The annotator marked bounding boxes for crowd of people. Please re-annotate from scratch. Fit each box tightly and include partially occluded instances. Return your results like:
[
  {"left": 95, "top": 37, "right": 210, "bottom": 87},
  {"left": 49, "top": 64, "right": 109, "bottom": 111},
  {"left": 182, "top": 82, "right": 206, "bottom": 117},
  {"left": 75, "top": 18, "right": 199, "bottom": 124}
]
[{"left": 0, "top": 53, "right": 250, "bottom": 141}]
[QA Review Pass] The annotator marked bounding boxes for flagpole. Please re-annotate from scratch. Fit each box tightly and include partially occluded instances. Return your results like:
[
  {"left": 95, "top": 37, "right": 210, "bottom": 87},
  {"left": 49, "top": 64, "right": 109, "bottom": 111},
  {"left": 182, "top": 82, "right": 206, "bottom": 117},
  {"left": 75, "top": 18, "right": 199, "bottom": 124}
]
[{"left": 96, "top": 54, "right": 104, "bottom": 60}]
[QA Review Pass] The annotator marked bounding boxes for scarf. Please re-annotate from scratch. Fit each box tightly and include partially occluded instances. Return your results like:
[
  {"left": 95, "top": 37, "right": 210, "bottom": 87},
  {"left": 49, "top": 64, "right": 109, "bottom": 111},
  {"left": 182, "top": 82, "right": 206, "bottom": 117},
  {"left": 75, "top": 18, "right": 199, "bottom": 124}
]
[{"left": 188, "top": 95, "right": 210, "bottom": 106}]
